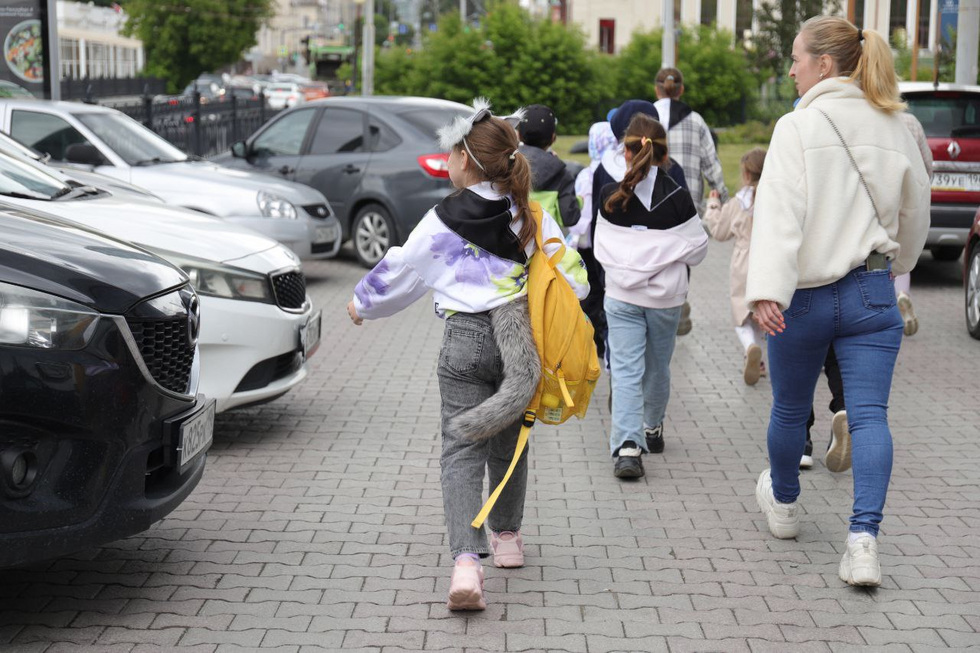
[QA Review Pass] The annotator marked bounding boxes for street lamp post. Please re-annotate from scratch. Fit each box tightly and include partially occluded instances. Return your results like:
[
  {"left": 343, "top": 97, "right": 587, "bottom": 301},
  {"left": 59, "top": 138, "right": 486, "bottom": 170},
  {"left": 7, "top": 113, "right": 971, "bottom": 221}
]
[{"left": 356, "top": 0, "right": 375, "bottom": 95}]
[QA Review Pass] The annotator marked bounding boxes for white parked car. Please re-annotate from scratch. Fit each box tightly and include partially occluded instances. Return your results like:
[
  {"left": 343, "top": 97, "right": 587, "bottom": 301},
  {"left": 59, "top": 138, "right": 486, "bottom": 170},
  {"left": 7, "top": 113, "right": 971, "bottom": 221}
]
[
  {"left": 0, "top": 151, "right": 321, "bottom": 412},
  {"left": 0, "top": 100, "right": 342, "bottom": 260},
  {"left": 266, "top": 83, "right": 306, "bottom": 111}
]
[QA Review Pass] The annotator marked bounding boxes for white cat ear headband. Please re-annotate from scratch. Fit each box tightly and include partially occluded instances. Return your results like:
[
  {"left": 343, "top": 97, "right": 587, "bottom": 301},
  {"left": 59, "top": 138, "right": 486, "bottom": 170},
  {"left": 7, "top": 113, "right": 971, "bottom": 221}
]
[{"left": 437, "top": 97, "right": 526, "bottom": 172}]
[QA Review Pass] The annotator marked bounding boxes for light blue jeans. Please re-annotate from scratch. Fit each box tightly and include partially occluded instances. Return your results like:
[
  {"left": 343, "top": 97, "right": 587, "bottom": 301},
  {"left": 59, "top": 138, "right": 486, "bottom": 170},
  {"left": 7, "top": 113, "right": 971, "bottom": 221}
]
[
  {"left": 767, "top": 266, "right": 903, "bottom": 536},
  {"left": 604, "top": 296, "right": 682, "bottom": 454}
]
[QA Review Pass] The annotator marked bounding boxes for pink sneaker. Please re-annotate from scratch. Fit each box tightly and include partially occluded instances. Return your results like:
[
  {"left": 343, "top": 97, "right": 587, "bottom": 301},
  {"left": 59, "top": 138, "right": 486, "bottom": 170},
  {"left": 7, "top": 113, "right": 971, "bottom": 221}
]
[
  {"left": 490, "top": 531, "right": 524, "bottom": 568},
  {"left": 447, "top": 558, "right": 485, "bottom": 611}
]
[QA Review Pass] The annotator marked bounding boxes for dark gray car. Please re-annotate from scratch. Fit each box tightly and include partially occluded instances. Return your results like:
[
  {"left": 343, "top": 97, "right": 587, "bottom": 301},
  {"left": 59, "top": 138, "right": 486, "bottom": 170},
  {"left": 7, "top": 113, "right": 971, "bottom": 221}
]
[{"left": 214, "top": 96, "right": 472, "bottom": 266}]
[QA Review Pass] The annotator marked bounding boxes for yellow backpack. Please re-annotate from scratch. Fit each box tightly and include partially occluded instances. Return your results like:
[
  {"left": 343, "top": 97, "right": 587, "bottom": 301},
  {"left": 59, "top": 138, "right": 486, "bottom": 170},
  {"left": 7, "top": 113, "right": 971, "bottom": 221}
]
[{"left": 472, "top": 202, "right": 601, "bottom": 528}]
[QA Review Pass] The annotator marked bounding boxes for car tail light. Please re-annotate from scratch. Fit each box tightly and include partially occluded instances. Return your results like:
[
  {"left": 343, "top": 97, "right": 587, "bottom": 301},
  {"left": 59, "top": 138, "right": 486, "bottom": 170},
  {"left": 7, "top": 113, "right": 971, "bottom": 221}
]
[{"left": 418, "top": 153, "right": 450, "bottom": 179}]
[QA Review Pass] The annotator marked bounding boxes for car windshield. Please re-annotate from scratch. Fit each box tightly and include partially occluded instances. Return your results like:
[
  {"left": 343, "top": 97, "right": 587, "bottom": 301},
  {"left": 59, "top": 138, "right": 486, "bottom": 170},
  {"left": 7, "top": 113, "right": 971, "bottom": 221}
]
[
  {"left": 906, "top": 93, "right": 980, "bottom": 139},
  {"left": 77, "top": 112, "right": 188, "bottom": 166},
  {"left": 0, "top": 151, "right": 70, "bottom": 200},
  {"left": 397, "top": 108, "right": 473, "bottom": 142}
]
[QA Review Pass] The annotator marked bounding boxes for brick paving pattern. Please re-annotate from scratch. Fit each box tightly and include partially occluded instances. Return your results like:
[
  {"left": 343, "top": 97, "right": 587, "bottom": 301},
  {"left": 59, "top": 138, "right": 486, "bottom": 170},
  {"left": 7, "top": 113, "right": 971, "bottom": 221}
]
[{"left": 1, "top": 240, "right": 978, "bottom": 652}]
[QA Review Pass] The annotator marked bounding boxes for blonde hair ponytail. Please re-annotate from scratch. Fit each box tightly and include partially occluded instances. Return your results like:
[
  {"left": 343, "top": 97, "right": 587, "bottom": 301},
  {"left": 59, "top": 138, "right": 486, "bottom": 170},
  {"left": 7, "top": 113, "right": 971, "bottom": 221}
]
[
  {"left": 800, "top": 16, "right": 904, "bottom": 114},
  {"left": 852, "top": 29, "right": 904, "bottom": 113}
]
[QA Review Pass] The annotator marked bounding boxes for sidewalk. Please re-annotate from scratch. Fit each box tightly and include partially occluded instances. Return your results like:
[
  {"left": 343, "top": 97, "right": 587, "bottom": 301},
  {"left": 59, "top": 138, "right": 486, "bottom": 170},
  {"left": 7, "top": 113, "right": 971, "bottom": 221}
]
[{"left": 0, "top": 240, "right": 977, "bottom": 652}]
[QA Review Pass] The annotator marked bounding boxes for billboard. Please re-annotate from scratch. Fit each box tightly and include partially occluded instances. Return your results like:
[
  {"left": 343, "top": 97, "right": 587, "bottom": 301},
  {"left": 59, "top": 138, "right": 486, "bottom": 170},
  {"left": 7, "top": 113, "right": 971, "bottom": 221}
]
[{"left": 0, "top": 0, "right": 53, "bottom": 98}]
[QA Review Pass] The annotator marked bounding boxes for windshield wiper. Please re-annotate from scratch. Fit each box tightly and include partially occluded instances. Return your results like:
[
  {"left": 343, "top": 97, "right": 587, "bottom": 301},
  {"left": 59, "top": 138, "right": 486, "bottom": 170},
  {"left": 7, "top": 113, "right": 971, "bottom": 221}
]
[
  {"left": 53, "top": 185, "right": 100, "bottom": 200},
  {"left": 0, "top": 190, "right": 51, "bottom": 200}
]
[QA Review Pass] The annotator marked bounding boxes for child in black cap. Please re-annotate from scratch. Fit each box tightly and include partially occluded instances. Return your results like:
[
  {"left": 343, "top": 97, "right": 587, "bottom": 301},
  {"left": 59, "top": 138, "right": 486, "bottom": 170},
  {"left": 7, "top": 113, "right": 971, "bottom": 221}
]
[{"left": 517, "top": 104, "right": 581, "bottom": 229}]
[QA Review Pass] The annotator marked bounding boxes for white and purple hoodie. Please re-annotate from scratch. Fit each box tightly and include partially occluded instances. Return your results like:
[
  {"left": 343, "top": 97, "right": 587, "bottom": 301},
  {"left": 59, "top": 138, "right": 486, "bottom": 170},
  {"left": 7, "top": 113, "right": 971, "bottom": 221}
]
[
  {"left": 594, "top": 168, "right": 708, "bottom": 309},
  {"left": 353, "top": 182, "right": 589, "bottom": 320}
]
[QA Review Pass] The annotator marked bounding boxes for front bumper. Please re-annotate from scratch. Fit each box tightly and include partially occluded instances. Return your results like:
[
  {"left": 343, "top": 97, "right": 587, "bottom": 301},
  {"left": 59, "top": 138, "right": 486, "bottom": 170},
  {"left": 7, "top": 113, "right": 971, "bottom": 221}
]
[
  {"left": 223, "top": 211, "right": 342, "bottom": 261},
  {"left": 198, "top": 295, "right": 313, "bottom": 412},
  {"left": 0, "top": 316, "right": 210, "bottom": 568},
  {"left": 928, "top": 203, "right": 977, "bottom": 247}
]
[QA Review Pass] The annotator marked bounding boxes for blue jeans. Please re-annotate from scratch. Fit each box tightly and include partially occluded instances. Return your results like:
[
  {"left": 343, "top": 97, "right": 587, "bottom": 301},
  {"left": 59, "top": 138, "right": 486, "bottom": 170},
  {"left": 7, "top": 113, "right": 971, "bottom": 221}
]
[
  {"left": 604, "top": 297, "right": 682, "bottom": 454},
  {"left": 767, "top": 267, "right": 903, "bottom": 536}
]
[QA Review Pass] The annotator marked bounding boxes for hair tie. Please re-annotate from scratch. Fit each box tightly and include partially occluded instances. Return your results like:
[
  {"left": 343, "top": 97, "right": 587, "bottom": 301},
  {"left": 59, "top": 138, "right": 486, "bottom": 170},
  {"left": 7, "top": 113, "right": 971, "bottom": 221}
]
[
  {"left": 641, "top": 137, "right": 651, "bottom": 147},
  {"left": 666, "top": 75, "right": 675, "bottom": 81},
  {"left": 857, "top": 28, "right": 864, "bottom": 42},
  {"left": 509, "top": 148, "right": 519, "bottom": 160}
]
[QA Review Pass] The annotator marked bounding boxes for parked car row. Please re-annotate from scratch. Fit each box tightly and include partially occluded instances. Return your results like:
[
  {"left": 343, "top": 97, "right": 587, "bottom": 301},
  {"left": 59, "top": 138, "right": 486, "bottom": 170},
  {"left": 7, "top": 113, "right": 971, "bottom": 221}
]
[{"left": 0, "top": 99, "right": 332, "bottom": 566}]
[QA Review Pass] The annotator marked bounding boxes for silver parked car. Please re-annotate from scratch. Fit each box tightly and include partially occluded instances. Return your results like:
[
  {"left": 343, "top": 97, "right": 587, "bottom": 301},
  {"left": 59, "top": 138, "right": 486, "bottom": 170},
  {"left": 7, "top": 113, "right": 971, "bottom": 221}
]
[{"left": 0, "top": 100, "right": 342, "bottom": 260}]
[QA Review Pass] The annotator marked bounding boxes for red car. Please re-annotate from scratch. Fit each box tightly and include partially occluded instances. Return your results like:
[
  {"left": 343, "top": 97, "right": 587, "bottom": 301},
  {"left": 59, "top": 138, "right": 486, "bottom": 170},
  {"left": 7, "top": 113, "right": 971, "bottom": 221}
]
[
  {"left": 902, "top": 83, "right": 980, "bottom": 262},
  {"left": 966, "top": 208, "right": 980, "bottom": 339}
]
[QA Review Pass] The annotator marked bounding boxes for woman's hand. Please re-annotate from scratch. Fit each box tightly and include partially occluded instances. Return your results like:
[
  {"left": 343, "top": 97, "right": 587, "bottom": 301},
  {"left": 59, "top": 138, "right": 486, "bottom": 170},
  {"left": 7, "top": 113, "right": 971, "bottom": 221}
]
[
  {"left": 709, "top": 189, "right": 720, "bottom": 200},
  {"left": 347, "top": 301, "right": 363, "bottom": 326},
  {"left": 753, "top": 300, "right": 785, "bottom": 336}
]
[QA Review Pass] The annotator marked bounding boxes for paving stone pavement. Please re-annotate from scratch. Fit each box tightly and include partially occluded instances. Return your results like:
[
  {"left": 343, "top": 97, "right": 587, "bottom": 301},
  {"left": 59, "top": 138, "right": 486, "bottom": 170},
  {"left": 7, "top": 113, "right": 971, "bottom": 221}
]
[{"left": 1, "top": 241, "right": 978, "bottom": 653}]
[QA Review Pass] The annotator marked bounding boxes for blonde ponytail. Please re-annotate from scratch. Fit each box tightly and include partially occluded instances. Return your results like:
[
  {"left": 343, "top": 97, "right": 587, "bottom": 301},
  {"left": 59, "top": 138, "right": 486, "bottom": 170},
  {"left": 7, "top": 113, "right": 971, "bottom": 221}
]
[
  {"left": 852, "top": 28, "right": 905, "bottom": 113},
  {"left": 800, "top": 16, "right": 905, "bottom": 114}
]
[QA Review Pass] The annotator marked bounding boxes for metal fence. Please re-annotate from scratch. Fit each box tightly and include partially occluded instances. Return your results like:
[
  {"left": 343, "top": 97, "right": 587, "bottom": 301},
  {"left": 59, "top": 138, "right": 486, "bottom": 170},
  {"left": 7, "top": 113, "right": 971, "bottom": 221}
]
[
  {"left": 61, "top": 76, "right": 168, "bottom": 102},
  {"left": 111, "top": 93, "right": 280, "bottom": 158}
]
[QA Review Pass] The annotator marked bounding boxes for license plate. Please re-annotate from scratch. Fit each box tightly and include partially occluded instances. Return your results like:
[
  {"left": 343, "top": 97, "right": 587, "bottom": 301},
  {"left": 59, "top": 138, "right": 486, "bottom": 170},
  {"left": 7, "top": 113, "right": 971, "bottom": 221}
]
[
  {"left": 178, "top": 399, "right": 215, "bottom": 473},
  {"left": 300, "top": 310, "right": 321, "bottom": 359},
  {"left": 932, "top": 171, "right": 980, "bottom": 192},
  {"left": 314, "top": 225, "right": 339, "bottom": 243}
]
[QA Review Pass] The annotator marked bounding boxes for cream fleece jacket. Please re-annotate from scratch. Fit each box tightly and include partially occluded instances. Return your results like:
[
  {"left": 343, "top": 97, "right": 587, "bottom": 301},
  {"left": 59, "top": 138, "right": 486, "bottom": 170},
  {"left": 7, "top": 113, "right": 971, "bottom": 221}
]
[{"left": 745, "top": 78, "right": 931, "bottom": 311}]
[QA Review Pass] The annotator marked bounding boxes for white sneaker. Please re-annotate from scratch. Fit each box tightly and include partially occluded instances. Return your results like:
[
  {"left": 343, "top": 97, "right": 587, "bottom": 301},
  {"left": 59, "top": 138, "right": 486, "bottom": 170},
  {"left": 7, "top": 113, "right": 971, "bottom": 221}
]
[
  {"left": 839, "top": 533, "right": 882, "bottom": 587},
  {"left": 755, "top": 469, "right": 800, "bottom": 539},
  {"left": 825, "top": 411, "right": 852, "bottom": 473},
  {"left": 799, "top": 454, "right": 814, "bottom": 469}
]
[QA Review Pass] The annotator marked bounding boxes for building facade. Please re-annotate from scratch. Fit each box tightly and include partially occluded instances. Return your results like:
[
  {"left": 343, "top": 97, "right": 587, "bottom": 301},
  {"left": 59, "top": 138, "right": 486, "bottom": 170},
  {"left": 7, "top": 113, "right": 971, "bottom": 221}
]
[
  {"left": 57, "top": 0, "right": 144, "bottom": 80},
  {"left": 567, "top": 0, "right": 949, "bottom": 54}
]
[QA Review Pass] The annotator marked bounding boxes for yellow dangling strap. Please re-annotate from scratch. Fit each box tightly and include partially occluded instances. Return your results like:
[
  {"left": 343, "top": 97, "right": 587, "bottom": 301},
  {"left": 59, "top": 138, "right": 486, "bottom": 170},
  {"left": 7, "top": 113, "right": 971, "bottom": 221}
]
[
  {"left": 471, "top": 411, "right": 535, "bottom": 529},
  {"left": 557, "top": 369, "right": 575, "bottom": 408}
]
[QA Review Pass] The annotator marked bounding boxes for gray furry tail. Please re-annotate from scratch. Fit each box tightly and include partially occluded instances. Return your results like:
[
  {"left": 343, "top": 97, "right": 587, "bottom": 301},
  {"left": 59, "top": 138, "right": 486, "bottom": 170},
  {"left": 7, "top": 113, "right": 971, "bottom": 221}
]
[{"left": 449, "top": 297, "right": 540, "bottom": 441}]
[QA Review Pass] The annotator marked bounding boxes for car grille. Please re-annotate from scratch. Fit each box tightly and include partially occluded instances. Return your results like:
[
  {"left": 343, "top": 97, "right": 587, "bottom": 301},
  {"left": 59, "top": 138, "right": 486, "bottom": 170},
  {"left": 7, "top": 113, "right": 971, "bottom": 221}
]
[
  {"left": 272, "top": 271, "right": 307, "bottom": 310},
  {"left": 126, "top": 318, "right": 195, "bottom": 394},
  {"left": 303, "top": 204, "right": 331, "bottom": 220}
]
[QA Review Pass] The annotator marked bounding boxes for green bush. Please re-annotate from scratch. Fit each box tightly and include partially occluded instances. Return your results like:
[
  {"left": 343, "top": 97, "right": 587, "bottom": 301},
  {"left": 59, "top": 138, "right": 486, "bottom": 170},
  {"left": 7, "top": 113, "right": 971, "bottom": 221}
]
[
  {"left": 717, "top": 120, "right": 776, "bottom": 145},
  {"left": 369, "top": 6, "right": 761, "bottom": 133}
]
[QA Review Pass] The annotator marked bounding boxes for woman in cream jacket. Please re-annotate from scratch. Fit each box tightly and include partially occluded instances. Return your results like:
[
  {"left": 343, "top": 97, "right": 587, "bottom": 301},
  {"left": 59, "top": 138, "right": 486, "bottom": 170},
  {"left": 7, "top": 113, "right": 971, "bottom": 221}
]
[{"left": 745, "top": 16, "right": 930, "bottom": 588}]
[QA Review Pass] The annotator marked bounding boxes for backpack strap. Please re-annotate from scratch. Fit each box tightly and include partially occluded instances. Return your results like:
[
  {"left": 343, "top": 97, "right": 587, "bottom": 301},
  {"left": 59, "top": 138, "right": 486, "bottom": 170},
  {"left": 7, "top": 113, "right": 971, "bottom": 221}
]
[
  {"left": 471, "top": 410, "right": 535, "bottom": 528},
  {"left": 530, "top": 200, "right": 565, "bottom": 270}
]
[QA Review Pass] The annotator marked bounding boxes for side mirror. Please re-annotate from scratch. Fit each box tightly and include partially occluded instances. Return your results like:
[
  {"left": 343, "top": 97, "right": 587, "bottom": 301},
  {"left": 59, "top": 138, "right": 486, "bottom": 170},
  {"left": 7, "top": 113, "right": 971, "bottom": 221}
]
[
  {"left": 231, "top": 140, "right": 248, "bottom": 158},
  {"left": 65, "top": 143, "right": 105, "bottom": 166}
]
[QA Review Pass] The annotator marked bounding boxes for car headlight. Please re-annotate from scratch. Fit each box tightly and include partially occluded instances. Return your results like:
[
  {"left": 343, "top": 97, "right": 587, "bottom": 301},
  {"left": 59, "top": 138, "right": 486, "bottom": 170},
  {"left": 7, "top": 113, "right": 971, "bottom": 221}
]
[
  {"left": 257, "top": 190, "right": 298, "bottom": 220},
  {"left": 146, "top": 251, "right": 274, "bottom": 304},
  {"left": 0, "top": 282, "right": 100, "bottom": 349}
]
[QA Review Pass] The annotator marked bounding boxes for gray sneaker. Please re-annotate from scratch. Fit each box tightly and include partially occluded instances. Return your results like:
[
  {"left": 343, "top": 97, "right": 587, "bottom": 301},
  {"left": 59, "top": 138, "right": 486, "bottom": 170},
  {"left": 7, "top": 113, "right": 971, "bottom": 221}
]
[
  {"left": 839, "top": 533, "right": 881, "bottom": 587},
  {"left": 824, "top": 411, "right": 851, "bottom": 472},
  {"left": 755, "top": 469, "right": 800, "bottom": 539}
]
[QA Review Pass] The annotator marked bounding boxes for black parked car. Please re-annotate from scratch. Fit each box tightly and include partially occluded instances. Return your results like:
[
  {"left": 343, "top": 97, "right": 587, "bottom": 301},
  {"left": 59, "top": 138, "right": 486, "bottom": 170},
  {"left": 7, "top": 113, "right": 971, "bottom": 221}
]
[
  {"left": 214, "top": 96, "right": 472, "bottom": 267},
  {"left": 0, "top": 204, "right": 214, "bottom": 567}
]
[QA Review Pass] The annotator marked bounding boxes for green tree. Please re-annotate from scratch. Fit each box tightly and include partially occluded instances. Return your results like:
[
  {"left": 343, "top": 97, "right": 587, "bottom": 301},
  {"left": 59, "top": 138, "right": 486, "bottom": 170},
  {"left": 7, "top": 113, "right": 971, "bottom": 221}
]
[
  {"left": 614, "top": 26, "right": 757, "bottom": 126},
  {"left": 373, "top": 5, "right": 601, "bottom": 133},
  {"left": 751, "top": 0, "right": 840, "bottom": 80},
  {"left": 122, "top": 0, "right": 274, "bottom": 93}
]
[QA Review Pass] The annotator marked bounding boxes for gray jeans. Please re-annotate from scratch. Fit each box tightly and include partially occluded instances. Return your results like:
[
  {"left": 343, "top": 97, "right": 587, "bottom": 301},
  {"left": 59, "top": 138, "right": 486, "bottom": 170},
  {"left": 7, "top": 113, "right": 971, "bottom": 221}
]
[{"left": 437, "top": 311, "right": 527, "bottom": 558}]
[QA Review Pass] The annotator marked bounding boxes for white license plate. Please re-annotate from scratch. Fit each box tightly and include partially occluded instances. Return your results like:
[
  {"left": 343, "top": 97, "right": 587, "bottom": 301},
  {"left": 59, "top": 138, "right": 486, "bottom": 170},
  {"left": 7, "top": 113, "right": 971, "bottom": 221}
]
[
  {"left": 932, "top": 171, "right": 980, "bottom": 192},
  {"left": 178, "top": 400, "right": 215, "bottom": 472},
  {"left": 300, "top": 310, "right": 321, "bottom": 359},
  {"left": 314, "top": 225, "right": 340, "bottom": 244}
]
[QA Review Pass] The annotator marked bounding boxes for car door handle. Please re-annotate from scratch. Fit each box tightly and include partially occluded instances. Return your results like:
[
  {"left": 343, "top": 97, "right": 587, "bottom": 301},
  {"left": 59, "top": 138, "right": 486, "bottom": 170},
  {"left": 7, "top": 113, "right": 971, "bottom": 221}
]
[
  {"left": 278, "top": 165, "right": 295, "bottom": 175},
  {"left": 342, "top": 164, "right": 361, "bottom": 174}
]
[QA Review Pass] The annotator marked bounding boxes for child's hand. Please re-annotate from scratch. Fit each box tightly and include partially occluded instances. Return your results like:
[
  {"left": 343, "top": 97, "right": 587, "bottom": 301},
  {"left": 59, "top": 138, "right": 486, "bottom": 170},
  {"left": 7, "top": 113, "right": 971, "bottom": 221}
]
[
  {"left": 709, "top": 189, "right": 720, "bottom": 200},
  {"left": 347, "top": 301, "right": 363, "bottom": 326}
]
